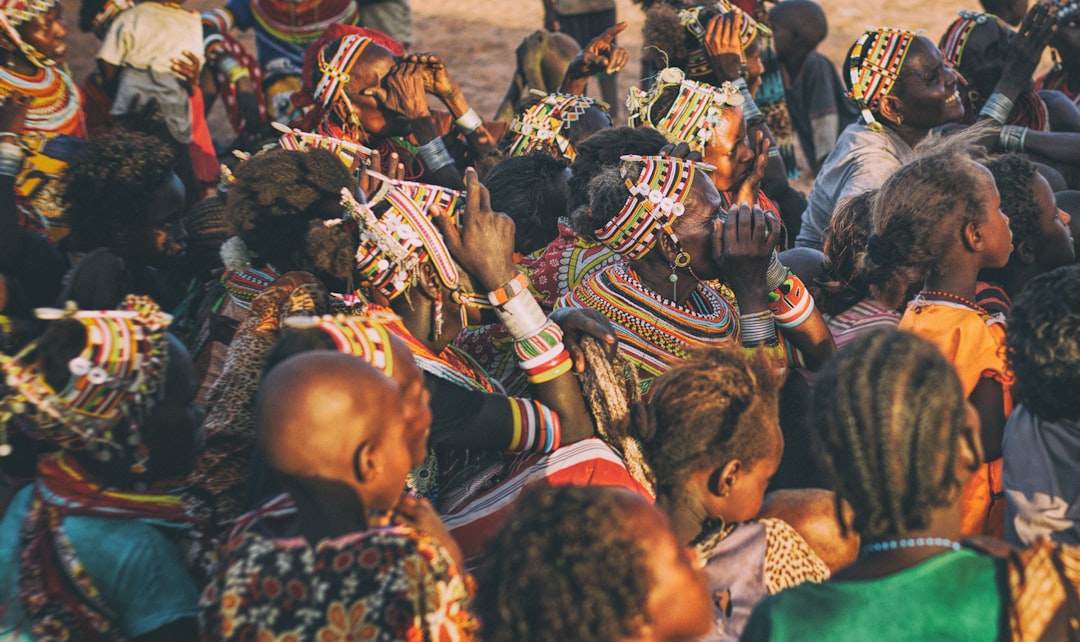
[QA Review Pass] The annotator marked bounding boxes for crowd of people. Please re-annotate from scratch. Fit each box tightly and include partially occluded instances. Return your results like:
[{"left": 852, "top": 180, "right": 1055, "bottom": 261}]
[{"left": 0, "top": 0, "right": 1078, "bottom": 639}]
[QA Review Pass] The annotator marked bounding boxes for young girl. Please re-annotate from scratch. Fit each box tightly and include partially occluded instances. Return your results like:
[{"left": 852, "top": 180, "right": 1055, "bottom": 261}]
[{"left": 860, "top": 136, "right": 1013, "bottom": 537}]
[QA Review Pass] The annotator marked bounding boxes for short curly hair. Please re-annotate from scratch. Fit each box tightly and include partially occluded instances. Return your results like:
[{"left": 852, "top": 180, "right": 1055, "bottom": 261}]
[
  {"left": 813, "top": 190, "right": 877, "bottom": 316},
  {"left": 63, "top": 130, "right": 177, "bottom": 251},
  {"left": 486, "top": 153, "right": 569, "bottom": 255},
  {"left": 475, "top": 485, "right": 656, "bottom": 642},
  {"left": 983, "top": 154, "right": 1040, "bottom": 274},
  {"left": 634, "top": 347, "right": 782, "bottom": 498},
  {"left": 225, "top": 148, "right": 355, "bottom": 274},
  {"left": 1006, "top": 264, "right": 1080, "bottom": 421}
]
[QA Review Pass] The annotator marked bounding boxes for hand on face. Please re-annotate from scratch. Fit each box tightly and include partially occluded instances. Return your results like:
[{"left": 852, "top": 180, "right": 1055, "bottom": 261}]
[
  {"left": 371, "top": 61, "right": 431, "bottom": 121},
  {"left": 733, "top": 131, "right": 770, "bottom": 207},
  {"left": 401, "top": 52, "right": 457, "bottom": 100},
  {"left": 703, "top": 12, "right": 746, "bottom": 83},
  {"left": 713, "top": 202, "right": 781, "bottom": 297}
]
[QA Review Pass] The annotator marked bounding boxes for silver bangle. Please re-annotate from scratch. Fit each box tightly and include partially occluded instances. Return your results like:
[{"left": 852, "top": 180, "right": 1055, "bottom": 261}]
[
  {"left": 0, "top": 141, "right": 24, "bottom": 176},
  {"left": 999, "top": 125, "right": 1028, "bottom": 153},
  {"left": 418, "top": 136, "right": 454, "bottom": 172},
  {"left": 979, "top": 92, "right": 1015, "bottom": 125},
  {"left": 732, "top": 78, "right": 763, "bottom": 124},
  {"left": 454, "top": 108, "right": 483, "bottom": 136},
  {"left": 739, "top": 310, "right": 778, "bottom": 345},
  {"left": 765, "top": 252, "right": 789, "bottom": 292}
]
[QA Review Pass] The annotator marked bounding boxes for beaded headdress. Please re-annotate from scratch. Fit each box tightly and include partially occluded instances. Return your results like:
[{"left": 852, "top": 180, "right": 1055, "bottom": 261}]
[
  {"left": 0, "top": 296, "right": 172, "bottom": 473},
  {"left": 627, "top": 67, "right": 744, "bottom": 153},
  {"left": 339, "top": 173, "right": 464, "bottom": 300},
  {"left": 596, "top": 155, "right": 715, "bottom": 260},
  {"left": 1058, "top": 0, "right": 1080, "bottom": 20},
  {"left": 0, "top": 0, "right": 60, "bottom": 66},
  {"left": 940, "top": 11, "right": 1003, "bottom": 69},
  {"left": 284, "top": 310, "right": 399, "bottom": 376},
  {"left": 846, "top": 27, "right": 919, "bottom": 131},
  {"left": 507, "top": 92, "right": 605, "bottom": 161},
  {"left": 679, "top": 2, "right": 770, "bottom": 80},
  {"left": 314, "top": 34, "right": 371, "bottom": 109},
  {"left": 273, "top": 121, "right": 374, "bottom": 169}
]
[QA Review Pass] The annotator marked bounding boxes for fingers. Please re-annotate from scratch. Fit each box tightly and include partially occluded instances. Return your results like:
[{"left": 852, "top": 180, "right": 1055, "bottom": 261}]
[
  {"left": 607, "top": 47, "right": 629, "bottom": 74},
  {"left": 431, "top": 203, "right": 465, "bottom": 258},
  {"left": 658, "top": 141, "right": 702, "bottom": 161}
]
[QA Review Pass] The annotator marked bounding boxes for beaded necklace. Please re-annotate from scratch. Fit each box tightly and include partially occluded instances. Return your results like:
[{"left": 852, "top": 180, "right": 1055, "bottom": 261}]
[
  {"left": 861, "top": 537, "right": 962, "bottom": 555},
  {"left": 918, "top": 290, "right": 990, "bottom": 316},
  {"left": 0, "top": 64, "right": 82, "bottom": 135}
]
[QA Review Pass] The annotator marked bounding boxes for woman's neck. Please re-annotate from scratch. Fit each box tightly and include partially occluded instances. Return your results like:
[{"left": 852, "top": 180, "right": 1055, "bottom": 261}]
[
  {"left": 390, "top": 293, "right": 457, "bottom": 355},
  {"left": 833, "top": 506, "right": 964, "bottom": 581},
  {"left": 657, "top": 491, "right": 713, "bottom": 547},
  {"left": 881, "top": 119, "right": 930, "bottom": 149},
  {"left": 631, "top": 257, "right": 697, "bottom": 308},
  {"left": 285, "top": 482, "right": 369, "bottom": 546}
]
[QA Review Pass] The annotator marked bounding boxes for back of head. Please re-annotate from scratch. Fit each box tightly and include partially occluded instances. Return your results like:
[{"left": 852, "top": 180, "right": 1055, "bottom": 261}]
[
  {"left": 768, "top": 0, "right": 828, "bottom": 48},
  {"left": 810, "top": 330, "right": 967, "bottom": 538},
  {"left": 567, "top": 126, "right": 669, "bottom": 213},
  {"left": 634, "top": 347, "right": 782, "bottom": 496},
  {"left": 815, "top": 190, "right": 877, "bottom": 316},
  {"left": 1006, "top": 264, "right": 1080, "bottom": 422},
  {"left": 486, "top": 153, "right": 570, "bottom": 254},
  {"left": 475, "top": 485, "right": 656, "bottom": 642}
]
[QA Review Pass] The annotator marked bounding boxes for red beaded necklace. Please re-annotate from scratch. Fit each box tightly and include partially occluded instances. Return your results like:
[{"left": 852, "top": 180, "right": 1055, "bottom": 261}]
[{"left": 919, "top": 290, "right": 990, "bottom": 315}]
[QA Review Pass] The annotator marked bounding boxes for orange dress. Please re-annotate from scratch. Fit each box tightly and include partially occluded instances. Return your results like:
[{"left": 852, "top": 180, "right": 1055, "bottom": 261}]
[{"left": 898, "top": 297, "right": 1014, "bottom": 538}]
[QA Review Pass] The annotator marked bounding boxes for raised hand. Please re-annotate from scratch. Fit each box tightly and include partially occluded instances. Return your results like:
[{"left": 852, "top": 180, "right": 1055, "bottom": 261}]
[
  {"left": 703, "top": 12, "right": 745, "bottom": 83},
  {"left": 561, "top": 22, "right": 629, "bottom": 94},
  {"left": 713, "top": 202, "right": 782, "bottom": 307},
  {"left": 432, "top": 168, "right": 518, "bottom": 291},
  {"left": 171, "top": 51, "right": 201, "bottom": 95},
  {"left": 997, "top": 2, "right": 1056, "bottom": 98},
  {"left": 734, "top": 131, "right": 770, "bottom": 207}
]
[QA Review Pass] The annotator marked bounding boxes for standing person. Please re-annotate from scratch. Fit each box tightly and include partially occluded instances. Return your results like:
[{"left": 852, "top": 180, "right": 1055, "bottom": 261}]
[
  {"left": 542, "top": 0, "right": 620, "bottom": 118},
  {"left": 357, "top": 0, "right": 413, "bottom": 49}
]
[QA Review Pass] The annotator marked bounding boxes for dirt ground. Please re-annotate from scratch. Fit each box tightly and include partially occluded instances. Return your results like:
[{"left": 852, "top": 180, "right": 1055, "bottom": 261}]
[{"left": 60, "top": 0, "right": 1019, "bottom": 166}]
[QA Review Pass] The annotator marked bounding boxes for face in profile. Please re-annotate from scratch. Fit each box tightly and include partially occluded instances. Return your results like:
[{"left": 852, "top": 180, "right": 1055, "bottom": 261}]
[
  {"left": 342, "top": 44, "right": 413, "bottom": 139},
  {"left": 889, "top": 36, "right": 964, "bottom": 128}
]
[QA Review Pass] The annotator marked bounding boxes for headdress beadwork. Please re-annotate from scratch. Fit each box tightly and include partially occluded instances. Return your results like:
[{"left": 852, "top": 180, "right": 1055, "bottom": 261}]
[
  {"left": 845, "top": 27, "right": 920, "bottom": 130},
  {"left": 284, "top": 310, "right": 400, "bottom": 376},
  {"left": 627, "top": 67, "right": 744, "bottom": 152},
  {"left": 507, "top": 91, "right": 606, "bottom": 161},
  {"left": 313, "top": 34, "right": 371, "bottom": 109}
]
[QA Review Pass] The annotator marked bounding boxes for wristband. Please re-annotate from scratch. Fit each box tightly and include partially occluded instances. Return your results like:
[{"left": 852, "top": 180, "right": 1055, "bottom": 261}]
[
  {"left": 513, "top": 320, "right": 564, "bottom": 361},
  {"left": 0, "top": 132, "right": 19, "bottom": 143},
  {"left": 495, "top": 287, "right": 549, "bottom": 339},
  {"left": 455, "top": 108, "right": 483, "bottom": 136},
  {"left": 519, "top": 345, "right": 569, "bottom": 374},
  {"left": 0, "top": 141, "right": 24, "bottom": 176},
  {"left": 732, "top": 78, "right": 763, "bottom": 124},
  {"left": 768, "top": 273, "right": 816, "bottom": 328},
  {"left": 978, "top": 92, "right": 1014, "bottom": 125},
  {"left": 765, "top": 252, "right": 788, "bottom": 292},
  {"left": 489, "top": 271, "right": 530, "bottom": 306},
  {"left": 739, "top": 310, "right": 778, "bottom": 346},
  {"left": 418, "top": 136, "right": 455, "bottom": 172},
  {"left": 226, "top": 65, "right": 250, "bottom": 85},
  {"left": 527, "top": 354, "right": 574, "bottom": 384},
  {"left": 999, "top": 125, "right": 1028, "bottom": 153}
]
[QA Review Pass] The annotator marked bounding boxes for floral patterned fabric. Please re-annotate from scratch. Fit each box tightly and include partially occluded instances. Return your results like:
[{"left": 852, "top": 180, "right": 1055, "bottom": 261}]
[{"left": 199, "top": 520, "right": 478, "bottom": 642}]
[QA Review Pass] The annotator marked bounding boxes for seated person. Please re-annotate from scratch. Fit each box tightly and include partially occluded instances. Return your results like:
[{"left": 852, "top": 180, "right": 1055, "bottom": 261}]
[{"left": 768, "top": 0, "right": 858, "bottom": 175}]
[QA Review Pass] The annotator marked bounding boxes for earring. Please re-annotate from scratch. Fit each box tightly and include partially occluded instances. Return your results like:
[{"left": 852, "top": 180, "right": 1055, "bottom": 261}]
[
  {"left": 432, "top": 291, "right": 443, "bottom": 341},
  {"left": 896, "top": 114, "right": 903, "bottom": 126},
  {"left": 670, "top": 250, "right": 691, "bottom": 301}
]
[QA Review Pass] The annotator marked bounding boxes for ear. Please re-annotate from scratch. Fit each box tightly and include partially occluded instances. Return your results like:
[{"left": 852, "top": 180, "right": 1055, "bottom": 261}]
[
  {"left": 962, "top": 220, "right": 984, "bottom": 253},
  {"left": 415, "top": 262, "right": 442, "bottom": 301},
  {"left": 711, "top": 460, "right": 742, "bottom": 498},
  {"left": 656, "top": 231, "right": 680, "bottom": 265},
  {"left": 878, "top": 95, "right": 903, "bottom": 125},
  {"left": 351, "top": 439, "right": 378, "bottom": 483},
  {"left": 1014, "top": 237, "right": 1036, "bottom": 265}
]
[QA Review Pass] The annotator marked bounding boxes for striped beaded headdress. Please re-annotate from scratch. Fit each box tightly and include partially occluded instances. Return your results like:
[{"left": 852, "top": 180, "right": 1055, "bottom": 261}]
[
  {"left": 284, "top": 310, "right": 399, "bottom": 376},
  {"left": 340, "top": 173, "right": 464, "bottom": 300},
  {"left": 0, "top": 296, "right": 172, "bottom": 472},
  {"left": 845, "top": 27, "right": 919, "bottom": 131},
  {"left": 0, "top": 0, "right": 60, "bottom": 65},
  {"left": 596, "top": 155, "right": 715, "bottom": 260},
  {"left": 939, "top": 11, "right": 1003, "bottom": 69},
  {"left": 314, "top": 34, "right": 371, "bottom": 109},
  {"left": 679, "top": 2, "right": 770, "bottom": 80},
  {"left": 507, "top": 92, "right": 606, "bottom": 161},
  {"left": 273, "top": 121, "right": 374, "bottom": 169},
  {"left": 627, "top": 67, "right": 744, "bottom": 153}
]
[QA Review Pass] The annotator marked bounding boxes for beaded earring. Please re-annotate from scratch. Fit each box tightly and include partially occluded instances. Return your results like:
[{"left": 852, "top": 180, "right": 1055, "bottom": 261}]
[
  {"left": 433, "top": 291, "right": 443, "bottom": 341},
  {"left": 670, "top": 250, "right": 691, "bottom": 300}
]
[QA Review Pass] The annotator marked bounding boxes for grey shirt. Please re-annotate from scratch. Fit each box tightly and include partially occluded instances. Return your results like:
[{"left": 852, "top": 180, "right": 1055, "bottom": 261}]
[{"left": 794, "top": 121, "right": 915, "bottom": 250}]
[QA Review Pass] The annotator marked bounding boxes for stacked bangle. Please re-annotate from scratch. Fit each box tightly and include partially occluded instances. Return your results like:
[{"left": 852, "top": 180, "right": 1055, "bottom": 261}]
[
  {"left": 418, "top": 136, "right": 455, "bottom": 172},
  {"left": 999, "top": 125, "right": 1028, "bottom": 153},
  {"left": 979, "top": 92, "right": 1015, "bottom": 125},
  {"left": 739, "top": 309, "right": 778, "bottom": 346},
  {"left": 495, "top": 287, "right": 548, "bottom": 339},
  {"left": 513, "top": 320, "right": 564, "bottom": 362},
  {"left": 488, "top": 272, "right": 530, "bottom": 307},
  {"left": 765, "top": 252, "right": 788, "bottom": 292},
  {"left": 0, "top": 140, "right": 24, "bottom": 177},
  {"left": 732, "top": 78, "right": 764, "bottom": 124},
  {"left": 455, "top": 108, "right": 483, "bottom": 136},
  {"left": 768, "top": 273, "right": 816, "bottom": 328}
]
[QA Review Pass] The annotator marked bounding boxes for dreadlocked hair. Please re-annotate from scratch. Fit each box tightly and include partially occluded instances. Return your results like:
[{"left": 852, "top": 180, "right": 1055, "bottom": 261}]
[
  {"left": 1006, "top": 264, "right": 1080, "bottom": 422},
  {"left": 631, "top": 347, "right": 782, "bottom": 499},
  {"left": 474, "top": 485, "right": 656, "bottom": 642},
  {"left": 812, "top": 190, "right": 878, "bottom": 316},
  {"left": 809, "top": 330, "right": 967, "bottom": 539},
  {"left": 567, "top": 126, "right": 668, "bottom": 213},
  {"left": 643, "top": 3, "right": 692, "bottom": 67},
  {"left": 224, "top": 149, "right": 355, "bottom": 276},
  {"left": 982, "top": 154, "right": 1040, "bottom": 283},
  {"left": 63, "top": 130, "right": 177, "bottom": 252},
  {"left": 486, "top": 153, "right": 569, "bottom": 255},
  {"left": 859, "top": 128, "right": 992, "bottom": 309}
]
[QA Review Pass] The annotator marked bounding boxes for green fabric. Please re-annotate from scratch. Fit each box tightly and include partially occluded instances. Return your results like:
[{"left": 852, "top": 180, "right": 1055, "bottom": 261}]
[{"left": 741, "top": 549, "right": 1008, "bottom": 641}]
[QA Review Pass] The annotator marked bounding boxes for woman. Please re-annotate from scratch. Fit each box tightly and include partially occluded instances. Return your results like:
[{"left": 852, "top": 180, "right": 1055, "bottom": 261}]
[
  {"left": 635, "top": 348, "right": 854, "bottom": 641},
  {"left": 795, "top": 28, "right": 965, "bottom": 249},
  {"left": 0, "top": 296, "right": 203, "bottom": 640},
  {"left": 743, "top": 330, "right": 1080, "bottom": 641},
  {"left": 501, "top": 91, "right": 612, "bottom": 163},
  {"left": 561, "top": 154, "right": 825, "bottom": 397}
]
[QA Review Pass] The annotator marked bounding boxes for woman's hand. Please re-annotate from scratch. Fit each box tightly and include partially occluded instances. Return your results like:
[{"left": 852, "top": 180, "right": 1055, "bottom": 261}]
[
  {"left": 433, "top": 168, "right": 518, "bottom": 291},
  {"left": 171, "top": 51, "right": 201, "bottom": 96},
  {"left": 995, "top": 3, "right": 1055, "bottom": 99},
  {"left": 403, "top": 53, "right": 459, "bottom": 101},
  {"left": 734, "top": 131, "right": 770, "bottom": 206},
  {"left": 0, "top": 91, "right": 31, "bottom": 137},
  {"left": 703, "top": 13, "right": 745, "bottom": 83},
  {"left": 714, "top": 202, "right": 781, "bottom": 308},
  {"left": 370, "top": 62, "right": 431, "bottom": 121},
  {"left": 548, "top": 307, "right": 618, "bottom": 373},
  {"left": 566, "top": 23, "right": 629, "bottom": 79},
  {"left": 392, "top": 493, "right": 466, "bottom": 572},
  {"left": 658, "top": 141, "right": 704, "bottom": 162}
]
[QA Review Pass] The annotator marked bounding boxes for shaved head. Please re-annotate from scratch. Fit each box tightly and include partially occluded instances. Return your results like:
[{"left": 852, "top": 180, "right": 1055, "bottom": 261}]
[
  {"left": 256, "top": 351, "right": 405, "bottom": 486},
  {"left": 769, "top": 0, "right": 827, "bottom": 47}
]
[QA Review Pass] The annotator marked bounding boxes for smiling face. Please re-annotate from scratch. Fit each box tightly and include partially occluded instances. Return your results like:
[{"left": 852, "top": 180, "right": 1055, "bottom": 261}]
[
  {"left": 890, "top": 36, "right": 964, "bottom": 128},
  {"left": 702, "top": 107, "right": 754, "bottom": 193},
  {"left": 17, "top": 4, "right": 67, "bottom": 62}
]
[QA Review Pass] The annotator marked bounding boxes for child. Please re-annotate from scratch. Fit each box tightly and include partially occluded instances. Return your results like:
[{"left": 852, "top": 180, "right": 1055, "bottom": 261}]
[
  {"left": 861, "top": 136, "right": 1013, "bottom": 538},
  {"left": 1003, "top": 265, "right": 1080, "bottom": 546},
  {"left": 475, "top": 485, "right": 712, "bottom": 642},
  {"left": 768, "top": 0, "right": 857, "bottom": 175},
  {"left": 96, "top": 0, "right": 203, "bottom": 146}
]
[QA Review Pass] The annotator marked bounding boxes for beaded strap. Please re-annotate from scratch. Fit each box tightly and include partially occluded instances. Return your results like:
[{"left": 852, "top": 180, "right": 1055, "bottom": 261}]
[
  {"left": 313, "top": 35, "right": 370, "bottom": 109},
  {"left": 846, "top": 28, "right": 918, "bottom": 130}
]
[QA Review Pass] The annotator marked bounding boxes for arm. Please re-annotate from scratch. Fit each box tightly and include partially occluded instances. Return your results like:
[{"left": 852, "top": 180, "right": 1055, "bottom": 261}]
[
  {"left": 970, "top": 376, "right": 1006, "bottom": 462},
  {"left": 559, "top": 22, "right": 628, "bottom": 96},
  {"left": 413, "top": 54, "right": 500, "bottom": 174}
]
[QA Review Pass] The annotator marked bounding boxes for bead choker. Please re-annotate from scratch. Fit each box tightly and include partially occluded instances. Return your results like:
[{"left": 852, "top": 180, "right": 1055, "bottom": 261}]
[
  {"left": 918, "top": 290, "right": 990, "bottom": 315},
  {"left": 861, "top": 537, "right": 962, "bottom": 555}
]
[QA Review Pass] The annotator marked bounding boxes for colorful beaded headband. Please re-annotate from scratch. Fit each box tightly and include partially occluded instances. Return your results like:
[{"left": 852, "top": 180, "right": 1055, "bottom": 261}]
[
  {"left": 1059, "top": 0, "right": 1080, "bottom": 20},
  {"left": 508, "top": 91, "right": 604, "bottom": 161},
  {"left": 273, "top": 121, "right": 374, "bottom": 170},
  {"left": 0, "top": 0, "right": 59, "bottom": 65},
  {"left": 343, "top": 173, "right": 464, "bottom": 300},
  {"left": 90, "top": 0, "right": 133, "bottom": 39},
  {"left": 285, "top": 311, "right": 399, "bottom": 376},
  {"left": 0, "top": 296, "right": 171, "bottom": 471},
  {"left": 680, "top": 3, "right": 769, "bottom": 79},
  {"left": 940, "top": 11, "right": 1000, "bottom": 68},
  {"left": 627, "top": 67, "right": 744, "bottom": 153},
  {"left": 314, "top": 34, "right": 371, "bottom": 109},
  {"left": 846, "top": 27, "right": 919, "bottom": 130},
  {"left": 596, "top": 155, "right": 715, "bottom": 260}
]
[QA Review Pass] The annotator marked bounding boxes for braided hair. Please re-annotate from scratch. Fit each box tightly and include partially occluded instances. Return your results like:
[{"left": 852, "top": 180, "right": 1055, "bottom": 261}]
[
  {"left": 567, "top": 126, "right": 669, "bottom": 214},
  {"left": 813, "top": 190, "right": 878, "bottom": 316},
  {"left": 474, "top": 485, "right": 656, "bottom": 642},
  {"left": 809, "top": 330, "right": 967, "bottom": 539}
]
